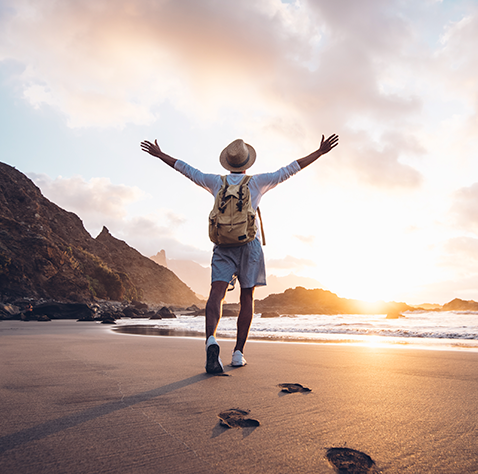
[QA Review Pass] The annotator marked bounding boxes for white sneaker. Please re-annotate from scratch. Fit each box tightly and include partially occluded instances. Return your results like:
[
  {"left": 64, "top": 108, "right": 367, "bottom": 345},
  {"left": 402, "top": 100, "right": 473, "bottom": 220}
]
[
  {"left": 205, "top": 336, "right": 224, "bottom": 374},
  {"left": 231, "top": 350, "right": 247, "bottom": 367}
]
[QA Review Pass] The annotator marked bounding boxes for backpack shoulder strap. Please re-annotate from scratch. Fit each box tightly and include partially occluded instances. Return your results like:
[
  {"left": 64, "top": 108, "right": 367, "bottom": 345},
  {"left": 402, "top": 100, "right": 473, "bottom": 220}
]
[
  {"left": 218, "top": 175, "right": 229, "bottom": 213},
  {"left": 240, "top": 175, "right": 252, "bottom": 186},
  {"left": 239, "top": 175, "right": 266, "bottom": 245}
]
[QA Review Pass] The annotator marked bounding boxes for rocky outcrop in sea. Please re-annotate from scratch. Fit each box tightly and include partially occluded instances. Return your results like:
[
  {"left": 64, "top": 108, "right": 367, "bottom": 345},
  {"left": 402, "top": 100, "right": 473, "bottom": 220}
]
[{"left": 255, "top": 286, "right": 413, "bottom": 315}]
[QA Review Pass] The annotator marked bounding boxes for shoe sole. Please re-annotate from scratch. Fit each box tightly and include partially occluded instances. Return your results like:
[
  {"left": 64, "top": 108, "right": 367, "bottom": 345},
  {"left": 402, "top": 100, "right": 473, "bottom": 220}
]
[{"left": 206, "top": 344, "right": 223, "bottom": 374}]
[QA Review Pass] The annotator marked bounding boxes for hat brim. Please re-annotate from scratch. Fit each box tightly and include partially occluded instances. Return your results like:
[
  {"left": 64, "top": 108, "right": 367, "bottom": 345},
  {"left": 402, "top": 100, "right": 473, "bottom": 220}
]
[{"left": 220, "top": 143, "right": 256, "bottom": 172}]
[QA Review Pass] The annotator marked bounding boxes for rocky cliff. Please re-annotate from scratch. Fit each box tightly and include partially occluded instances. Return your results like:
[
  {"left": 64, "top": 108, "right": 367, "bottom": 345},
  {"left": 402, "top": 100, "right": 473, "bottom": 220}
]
[
  {"left": 94, "top": 227, "right": 201, "bottom": 305},
  {"left": 0, "top": 162, "right": 200, "bottom": 306}
]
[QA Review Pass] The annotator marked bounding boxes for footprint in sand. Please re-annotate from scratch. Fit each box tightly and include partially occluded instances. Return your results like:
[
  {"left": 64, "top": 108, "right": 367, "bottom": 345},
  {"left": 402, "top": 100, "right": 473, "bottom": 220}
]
[
  {"left": 326, "top": 447, "right": 378, "bottom": 474},
  {"left": 218, "top": 409, "right": 260, "bottom": 428},
  {"left": 278, "top": 383, "right": 312, "bottom": 393}
]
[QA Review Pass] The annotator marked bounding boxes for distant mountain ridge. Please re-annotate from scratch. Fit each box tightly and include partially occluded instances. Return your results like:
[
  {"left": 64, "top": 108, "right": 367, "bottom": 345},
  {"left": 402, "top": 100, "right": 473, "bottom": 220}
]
[
  {"left": 0, "top": 162, "right": 200, "bottom": 306},
  {"left": 150, "top": 251, "right": 210, "bottom": 299}
]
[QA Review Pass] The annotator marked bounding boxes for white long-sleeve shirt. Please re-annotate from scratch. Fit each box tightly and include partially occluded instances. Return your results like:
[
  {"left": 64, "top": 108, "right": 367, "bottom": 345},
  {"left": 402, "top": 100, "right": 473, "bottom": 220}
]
[
  {"left": 174, "top": 160, "right": 301, "bottom": 242},
  {"left": 174, "top": 160, "right": 301, "bottom": 211}
]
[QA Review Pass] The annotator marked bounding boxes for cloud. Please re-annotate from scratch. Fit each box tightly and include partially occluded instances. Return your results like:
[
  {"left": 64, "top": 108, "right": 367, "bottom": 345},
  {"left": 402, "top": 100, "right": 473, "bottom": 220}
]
[
  {"left": 28, "top": 172, "right": 145, "bottom": 223},
  {"left": 434, "top": 7, "right": 478, "bottom": 134},
  {"left": 2, "top": 0, "right": 474, "bottom": 189},
  {"left": 429, "top": 237, "right": 478, "bottom": 302},
  {"left": 0, "top": 0, "right": 421, "bottom": 129},
  {"left": 295, "top": 0, "right": 422, "bottom": 119},
  {"left": 294, "top": 234, "right": 316, "bottom": 245},
  {"left": 407, "top": 274, "right": 478, "bottom": 305},
  {"left": 442, "top": 237, "right": 478, "bottom": 265},
  {"left": 345, "top": 130, "right": 424, "bottom": 189},
  {"left": 0, "top": 0, "right": 309, "bottom": 127},
  {"left": 437, "top": 12, "right": 478, "bottom": 99},
  {"left": 449, "top": 183, "right": 478, "bottom": 234}
]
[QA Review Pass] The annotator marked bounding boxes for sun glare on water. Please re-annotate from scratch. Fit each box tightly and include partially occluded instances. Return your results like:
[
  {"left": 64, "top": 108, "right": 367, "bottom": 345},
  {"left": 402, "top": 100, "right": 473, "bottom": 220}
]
[{"left": 363, "top": 335, "right": 385, "bottom": 348}]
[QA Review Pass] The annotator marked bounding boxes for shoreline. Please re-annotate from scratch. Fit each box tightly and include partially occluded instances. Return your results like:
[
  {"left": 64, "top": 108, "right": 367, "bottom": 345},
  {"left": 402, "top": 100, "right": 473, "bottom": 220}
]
[
  {"left": 113, "top": 323, "right": 478, "bottom": 353},
  {"left": 2, "top": 319, "right": 478, "bottom": 353}
]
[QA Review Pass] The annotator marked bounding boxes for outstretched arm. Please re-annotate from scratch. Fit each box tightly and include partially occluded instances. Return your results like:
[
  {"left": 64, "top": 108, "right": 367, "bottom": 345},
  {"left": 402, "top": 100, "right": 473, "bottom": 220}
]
[
  {"left": 296, "top": 134, "right": 339, "bottom": 170},
  {"left": 140, "top": 139, "right": 177, "bottom": 168}
]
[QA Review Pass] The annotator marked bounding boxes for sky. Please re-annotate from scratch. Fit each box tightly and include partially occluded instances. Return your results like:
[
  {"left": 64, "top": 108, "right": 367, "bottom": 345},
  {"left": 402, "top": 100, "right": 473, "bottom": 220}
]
[{"left": 1, "top": 0, "right": 478, "bottom": 305}]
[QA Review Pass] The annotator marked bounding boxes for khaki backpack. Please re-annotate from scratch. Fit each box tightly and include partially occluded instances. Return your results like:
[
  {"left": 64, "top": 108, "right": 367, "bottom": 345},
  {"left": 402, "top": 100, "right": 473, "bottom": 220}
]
[{"left": 209, "top": 175, "right": 265, "bottom": 247}]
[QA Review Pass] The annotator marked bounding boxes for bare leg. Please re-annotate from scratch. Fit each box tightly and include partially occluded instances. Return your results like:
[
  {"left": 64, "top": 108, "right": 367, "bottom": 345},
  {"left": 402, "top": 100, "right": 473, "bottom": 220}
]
[
  {"left": 234, "top": 287, "right": 255, "bottom": 353},
  {"left": 205, "top": 281, "right": 228, "bottom": 340}
]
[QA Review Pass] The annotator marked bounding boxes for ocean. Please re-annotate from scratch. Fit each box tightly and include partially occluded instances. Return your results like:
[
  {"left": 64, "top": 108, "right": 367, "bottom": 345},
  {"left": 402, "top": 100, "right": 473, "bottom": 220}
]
[{"left": 113, "top": 310, "right": 478, "bottom": 352}]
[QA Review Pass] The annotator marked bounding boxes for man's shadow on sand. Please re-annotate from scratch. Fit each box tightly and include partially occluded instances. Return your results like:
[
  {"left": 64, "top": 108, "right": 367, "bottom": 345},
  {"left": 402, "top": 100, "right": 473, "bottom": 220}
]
[{"left": 0, "top": 371, "right": 224, "bottom": 455}]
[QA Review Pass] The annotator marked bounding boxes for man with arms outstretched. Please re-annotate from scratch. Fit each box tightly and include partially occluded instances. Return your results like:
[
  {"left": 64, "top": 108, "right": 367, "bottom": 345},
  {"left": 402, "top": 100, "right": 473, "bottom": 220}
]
[{"left": 141, "top": 134, "right": 339, "bottom": 373}]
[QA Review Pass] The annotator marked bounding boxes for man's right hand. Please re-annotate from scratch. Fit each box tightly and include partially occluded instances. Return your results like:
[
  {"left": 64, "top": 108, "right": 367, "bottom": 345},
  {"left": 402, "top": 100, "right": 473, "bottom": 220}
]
[
  {"left": 296, "top": 133, "right": 339, "bottom": 169},
  {"left": 317, "top": 134, "right": 339, "bottom": 156}
]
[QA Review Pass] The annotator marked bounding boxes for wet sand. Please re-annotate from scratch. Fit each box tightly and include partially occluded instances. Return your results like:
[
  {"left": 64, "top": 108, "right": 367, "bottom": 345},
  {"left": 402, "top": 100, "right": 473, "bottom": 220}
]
[{"left": 1, "top": 321, "right": 478, "bottom": 473}]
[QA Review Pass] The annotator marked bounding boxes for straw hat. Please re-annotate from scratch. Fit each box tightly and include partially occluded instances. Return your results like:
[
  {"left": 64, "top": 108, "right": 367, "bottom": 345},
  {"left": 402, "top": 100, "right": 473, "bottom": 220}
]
[{"left": 219, "top": 139, "right": 256, "bottom": 172}]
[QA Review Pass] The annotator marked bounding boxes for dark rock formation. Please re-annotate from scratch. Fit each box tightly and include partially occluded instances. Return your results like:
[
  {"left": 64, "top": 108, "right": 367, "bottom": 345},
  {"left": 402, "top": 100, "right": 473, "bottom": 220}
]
[
  {"left": 97, "top": 310, "right": 119, "bottom": 322},
  {"left": 261, "top": 311, "right": 281, "bottom": 318},
  {"left": 255, "top": 286, "right": 412, "bottom": 315},
  {"left": 36, "top": 314, "right": 51, "bottom": 322},
  {"left": 122, "top": 306, "right": 140, "bottom": 318},
  {"left": 30, "top": 302, "right": 94, "bottom": 320},
  {"left": 101, "top": 318, "right": 116, "bottom": 324},
  {"left": 0, "top": 162, "right": 201, "bottom": 306},
  {"left": 131, "top": 300, "right": 148, "bottom": 310},
  {"left": 157, "top": 306, "right": 176, "bottom": 319},
  {"left": 1, "top": 302, "right": 95, "bottom": 321},
  {"left": 77, "top": 313, "right": 96, "bottom": 321}
]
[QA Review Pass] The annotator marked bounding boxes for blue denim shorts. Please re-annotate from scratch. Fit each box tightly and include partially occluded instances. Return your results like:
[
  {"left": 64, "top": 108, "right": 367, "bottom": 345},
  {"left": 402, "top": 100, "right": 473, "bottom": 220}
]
[{"left": 211, "top": 238, "right": 266, "bottom": 289}]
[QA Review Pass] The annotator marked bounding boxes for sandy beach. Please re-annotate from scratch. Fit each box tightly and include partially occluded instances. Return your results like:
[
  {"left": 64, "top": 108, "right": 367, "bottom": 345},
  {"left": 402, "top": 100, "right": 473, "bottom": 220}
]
[{"left": 1, "top": 321, "right": 478, "bottom": 473}]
